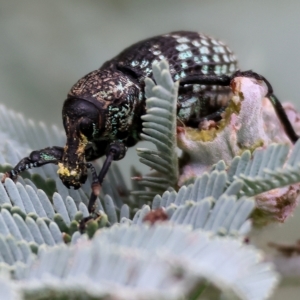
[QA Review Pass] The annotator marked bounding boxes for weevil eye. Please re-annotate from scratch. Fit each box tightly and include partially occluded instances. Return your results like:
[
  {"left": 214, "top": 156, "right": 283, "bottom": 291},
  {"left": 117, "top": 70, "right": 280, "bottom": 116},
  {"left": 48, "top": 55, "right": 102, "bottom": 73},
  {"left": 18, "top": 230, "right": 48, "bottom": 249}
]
[{"left": 79, "top": 117, "right": 94, "bottom": 138}]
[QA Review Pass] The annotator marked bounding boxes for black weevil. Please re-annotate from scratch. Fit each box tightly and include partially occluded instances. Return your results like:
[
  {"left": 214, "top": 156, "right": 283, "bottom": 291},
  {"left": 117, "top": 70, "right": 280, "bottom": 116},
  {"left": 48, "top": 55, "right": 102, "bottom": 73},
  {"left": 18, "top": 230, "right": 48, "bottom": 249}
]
[{"left": 4, "top": 31, "right": 298, "bottom": 212}]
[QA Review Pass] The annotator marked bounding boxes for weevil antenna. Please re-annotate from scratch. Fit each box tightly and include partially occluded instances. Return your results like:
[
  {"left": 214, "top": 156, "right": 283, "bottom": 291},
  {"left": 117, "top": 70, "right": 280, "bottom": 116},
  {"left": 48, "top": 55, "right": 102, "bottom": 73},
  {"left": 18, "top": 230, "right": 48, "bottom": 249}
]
[{"left": 87, "top": 152, "right": 114, "bottom": 213}]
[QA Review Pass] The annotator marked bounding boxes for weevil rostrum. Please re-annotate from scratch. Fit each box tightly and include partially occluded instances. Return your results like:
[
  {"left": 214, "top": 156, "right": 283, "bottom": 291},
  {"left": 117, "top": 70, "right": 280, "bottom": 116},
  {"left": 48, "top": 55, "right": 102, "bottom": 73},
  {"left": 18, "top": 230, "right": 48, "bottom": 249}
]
[{"left": 4, "top": 31, "right": 299, "bottom": 212}]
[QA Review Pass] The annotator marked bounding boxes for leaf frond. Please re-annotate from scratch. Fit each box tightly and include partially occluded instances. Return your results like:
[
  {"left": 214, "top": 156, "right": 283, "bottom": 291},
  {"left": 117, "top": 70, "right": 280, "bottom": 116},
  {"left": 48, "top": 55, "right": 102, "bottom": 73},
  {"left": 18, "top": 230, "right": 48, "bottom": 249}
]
[
  {"left": 134, "top": 61, "right": 179, "bottom": 198},
  {"left": 7, "top": 225, "right": 278, "bottom": 300}
]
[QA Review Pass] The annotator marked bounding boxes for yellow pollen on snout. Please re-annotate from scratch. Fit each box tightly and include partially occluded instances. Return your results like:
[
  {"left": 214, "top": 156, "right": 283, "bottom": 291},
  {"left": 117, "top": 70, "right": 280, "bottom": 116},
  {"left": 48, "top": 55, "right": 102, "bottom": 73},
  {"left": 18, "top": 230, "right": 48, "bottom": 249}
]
[
  {"left": 57, "top": 163, "right": 79, "bottom": 177},
  {"left": 57, "top": 163, "right": 71, "bottom": 176},
  {"left": 57, "top": 134, "right": 88, "bottom": 179}
]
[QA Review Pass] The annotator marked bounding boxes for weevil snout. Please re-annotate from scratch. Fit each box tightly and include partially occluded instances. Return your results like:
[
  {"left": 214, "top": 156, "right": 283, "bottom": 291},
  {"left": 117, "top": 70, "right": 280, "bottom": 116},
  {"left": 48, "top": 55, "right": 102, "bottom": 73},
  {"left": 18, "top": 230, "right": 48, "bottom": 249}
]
[
  {"left": 58, "top": 162, "right": 88, "bottom": 189},
  {"left": 57, "top": 128, "right": 89, "bottom": 189},
  {"left": 58, "top": 98, "right": 101, "bottom": 189}
]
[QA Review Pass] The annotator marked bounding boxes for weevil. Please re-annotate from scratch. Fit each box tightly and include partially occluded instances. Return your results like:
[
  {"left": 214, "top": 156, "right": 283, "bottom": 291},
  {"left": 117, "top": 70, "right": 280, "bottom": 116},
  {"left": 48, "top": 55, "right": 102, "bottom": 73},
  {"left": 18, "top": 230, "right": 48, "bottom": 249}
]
[{"left": 4, "top": 31, "right": 299, "bottom": 212}]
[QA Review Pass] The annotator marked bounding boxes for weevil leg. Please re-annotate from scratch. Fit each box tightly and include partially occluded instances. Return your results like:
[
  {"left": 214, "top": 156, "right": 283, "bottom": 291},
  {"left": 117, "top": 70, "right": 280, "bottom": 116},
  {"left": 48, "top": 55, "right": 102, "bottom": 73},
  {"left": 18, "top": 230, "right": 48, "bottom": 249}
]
[
  {"left": 179, "top": 70, "right": 270, "bottom": 86},
  {"left": 86, "top": 162, "right": 101, "bottom": 197},
  {"left": 186, "top": 106, "right": 227, "bottom": 128},
  {"left": 178, "top": 73, "right": 232, "bottom": 128},
  {"left": 240, "top": 72, "right": 299, "bottom": 143},
  {"left": 253, "top": 74, "right": 299, "bottom": 144},
  {"left": 180, "top": 71, "right": 299, "bottom": 143},
  {"left": 3, "top": 146, "right": 63, "bottom": 182},
  {"left": 268, "top": 94, "right": 299, "bottom": 143},
  {"left": 88, "top": 141, "right": 126, "bottom": 213},
  {"left": 179, "top": 74, "right": 231, "bottom": 86}
]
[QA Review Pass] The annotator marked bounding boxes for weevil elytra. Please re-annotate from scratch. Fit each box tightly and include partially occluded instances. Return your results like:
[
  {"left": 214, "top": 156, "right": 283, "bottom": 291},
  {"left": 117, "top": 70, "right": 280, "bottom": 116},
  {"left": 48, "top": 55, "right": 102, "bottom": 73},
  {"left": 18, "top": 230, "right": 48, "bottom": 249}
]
[{"left": 4, "top": 31, "right": 299, "bottom": 212}]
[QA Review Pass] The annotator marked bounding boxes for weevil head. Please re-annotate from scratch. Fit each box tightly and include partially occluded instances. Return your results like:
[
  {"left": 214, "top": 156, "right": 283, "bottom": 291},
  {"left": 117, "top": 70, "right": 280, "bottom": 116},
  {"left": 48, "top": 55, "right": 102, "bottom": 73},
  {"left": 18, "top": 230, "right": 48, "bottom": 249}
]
[
  {"left": 58, "top": 98, "right": 99, "bottom": 189},
  {"left": 58, "top": 69, "right": 142, "bottom": 189}
]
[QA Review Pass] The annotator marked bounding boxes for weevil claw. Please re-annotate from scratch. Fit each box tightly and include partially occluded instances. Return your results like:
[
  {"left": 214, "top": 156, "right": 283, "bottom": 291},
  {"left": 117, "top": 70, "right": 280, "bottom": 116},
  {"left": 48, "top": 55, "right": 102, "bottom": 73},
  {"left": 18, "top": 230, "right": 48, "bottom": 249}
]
[{"left": 1, "top": 172, "right": 16, "bottom": 184}]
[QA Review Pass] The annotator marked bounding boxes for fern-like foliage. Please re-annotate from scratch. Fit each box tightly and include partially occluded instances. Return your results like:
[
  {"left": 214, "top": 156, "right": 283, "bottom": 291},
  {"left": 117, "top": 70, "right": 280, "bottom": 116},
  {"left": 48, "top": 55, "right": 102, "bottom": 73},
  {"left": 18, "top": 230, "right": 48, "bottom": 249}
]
[
  {"left": 1, "top": 225, "right": 277, "bottom": 300},
  {"left": 133, "top": 61, "right": 179, "bottom": 200},
  {"left": 227, "top": 142, "right": 300, "bottom": 197},
  {"left": 129, "top": 173, "right": 253, "bottom": 236},
  {"left": 0, "top": 176, "right": 122, "bottom": 244},
  {"left": 0, "top": 171, "right": 252, "bottom": 248},
  {"left": 2, "top": 60, "right": 300, "bottom": 299},
  {"left": 0, "top": 234, "right": 34, "bottom": 267}
]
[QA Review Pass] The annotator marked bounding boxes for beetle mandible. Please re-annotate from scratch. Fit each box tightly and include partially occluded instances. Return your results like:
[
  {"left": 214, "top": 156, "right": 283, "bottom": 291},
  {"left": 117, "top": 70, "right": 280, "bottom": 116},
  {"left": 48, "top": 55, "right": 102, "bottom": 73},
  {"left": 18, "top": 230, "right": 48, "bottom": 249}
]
[{"left": 4, "top": 31, "right": 298, "bottom": 212}]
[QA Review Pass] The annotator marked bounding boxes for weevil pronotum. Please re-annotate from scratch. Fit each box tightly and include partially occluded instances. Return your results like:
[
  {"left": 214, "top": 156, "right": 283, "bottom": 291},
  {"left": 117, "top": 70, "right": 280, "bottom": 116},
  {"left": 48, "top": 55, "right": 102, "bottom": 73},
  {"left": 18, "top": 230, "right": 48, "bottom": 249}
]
[{"left": 4, "top": 31, "right": 299, "bottom": 213}]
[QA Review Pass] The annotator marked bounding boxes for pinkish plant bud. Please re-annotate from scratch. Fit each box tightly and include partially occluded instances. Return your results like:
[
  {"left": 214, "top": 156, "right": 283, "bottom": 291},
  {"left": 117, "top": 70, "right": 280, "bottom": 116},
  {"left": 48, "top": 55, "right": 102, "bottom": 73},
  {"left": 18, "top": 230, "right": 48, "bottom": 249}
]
[
  {"left": 178, "top": 76, "right": 300, "bottom": 225},
  {"left": 177, "top": 76, "right": 269, "bottom": 184}
]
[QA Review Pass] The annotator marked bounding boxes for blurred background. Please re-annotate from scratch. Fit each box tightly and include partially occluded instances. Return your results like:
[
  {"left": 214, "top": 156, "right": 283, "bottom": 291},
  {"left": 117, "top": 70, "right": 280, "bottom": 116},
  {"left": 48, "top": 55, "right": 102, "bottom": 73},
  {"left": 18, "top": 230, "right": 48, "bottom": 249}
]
[{"left": 1, "top": 1, "right": 300, "bottom": 298}]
